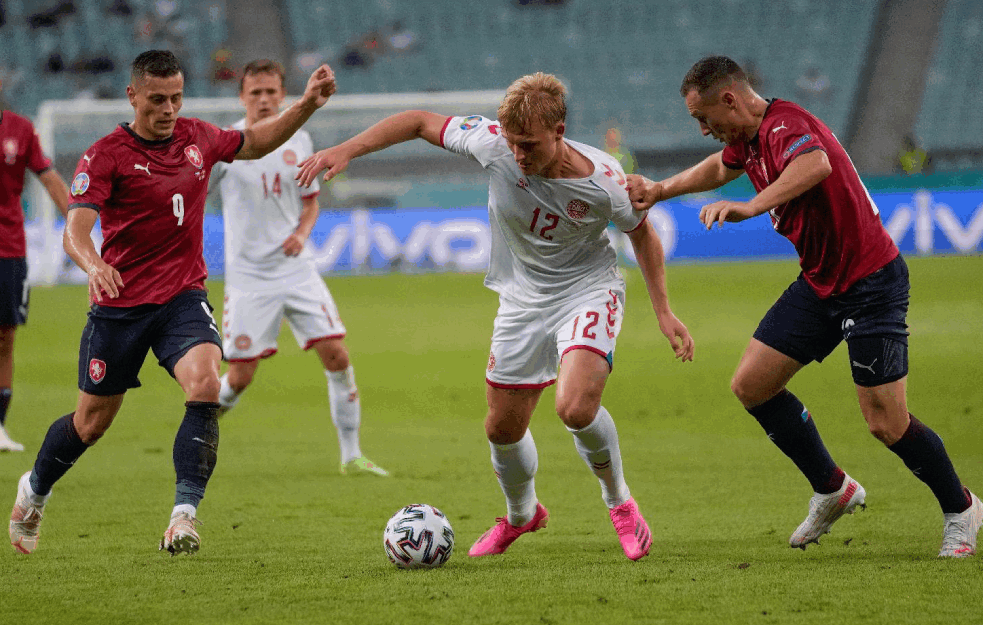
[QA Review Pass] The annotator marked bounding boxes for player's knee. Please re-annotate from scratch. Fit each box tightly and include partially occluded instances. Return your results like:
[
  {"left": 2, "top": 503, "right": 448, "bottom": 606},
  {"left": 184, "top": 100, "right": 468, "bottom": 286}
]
[
  {"left": 317, "top": 340, "right": 350, "bottom": 371},
  {"left": 866, "top": 420, "right": 899, "bottom": 445},
  {"left": 74, "top": 413, "right": 113, "bottom": 444},
  {"left": 185, "top": 371, "right": 222, "bottom": 403},
  {"left": 484, "top": 415, "right": 525, "bottom": 445},
  {"left": 555, "top": 396, "right": 597, "bottom": 430},
  {"left": 863, "top": 404, "right": 906, "bottom": 446},
  {"left": 228, "top": 368, "right": 255, "bottom": 392},
  {"left": 730, "top": 374, "right": 763, "bottom": 408}
]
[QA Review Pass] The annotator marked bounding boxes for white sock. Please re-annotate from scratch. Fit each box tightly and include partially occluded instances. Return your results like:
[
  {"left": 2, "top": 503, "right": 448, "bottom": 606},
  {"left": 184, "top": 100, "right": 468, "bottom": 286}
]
[
  {"left": 327, "top": 366, "right": 362, "bottom": 464},
  {"left": 23, "top": 472, "right": 50, "bottom": 506},
  {"left": 568, "top": 406, "right": 630, "bottom": 508},
  {"left": 490, "top": 429, "right": 539, "bottom": 526},
  {"left": 171, "top": 503, "right": 196, "bottom": 519},
  {"left": 218, "top": 374, "right": 241, "bottom": 411}
]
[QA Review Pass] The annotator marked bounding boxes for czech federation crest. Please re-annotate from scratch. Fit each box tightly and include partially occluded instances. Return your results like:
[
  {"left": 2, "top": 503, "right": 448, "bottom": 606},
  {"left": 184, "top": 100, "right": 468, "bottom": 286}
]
[
  {"left": 283, "top": 149, "right": 297, "bottom": 166},
  {"left": 88, "top": 358, "right": 106, "bottom": 384},
  {"left": 185, "top": 145, "right": 204, "bottom": 169}
]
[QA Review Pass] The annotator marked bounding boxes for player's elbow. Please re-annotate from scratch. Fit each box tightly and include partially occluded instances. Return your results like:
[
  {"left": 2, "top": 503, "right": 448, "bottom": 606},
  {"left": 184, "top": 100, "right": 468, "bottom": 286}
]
[{"left": 810, "top": 150, "right": 833, "bottom": 183}]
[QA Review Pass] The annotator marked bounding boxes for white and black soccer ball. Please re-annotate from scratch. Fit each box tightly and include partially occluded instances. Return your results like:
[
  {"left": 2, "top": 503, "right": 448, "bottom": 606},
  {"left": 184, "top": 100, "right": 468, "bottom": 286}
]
[{"left": 383, "top": 504, "right": 454, "bottom": 569}]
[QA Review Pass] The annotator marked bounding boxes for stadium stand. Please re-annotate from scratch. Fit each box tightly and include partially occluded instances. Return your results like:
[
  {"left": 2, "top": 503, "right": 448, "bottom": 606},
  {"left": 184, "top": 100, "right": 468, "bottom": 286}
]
[
  {"left": 915, "top": 0, "right": 983, "bottom": 169},
  {"left": 1, "top": 0, "right": 978, "bottom": 167},
  {"left": 0, "top": 0, "right": 227, "bottom": 113}
]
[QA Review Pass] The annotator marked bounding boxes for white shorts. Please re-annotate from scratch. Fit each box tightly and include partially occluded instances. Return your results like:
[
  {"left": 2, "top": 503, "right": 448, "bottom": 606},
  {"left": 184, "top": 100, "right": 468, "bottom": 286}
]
[
  {"left": 485, "top": 288, "right": 625, "bottom": 389},
  {"left": 222, "top": 270, "right": 346, "bottom": 362}
]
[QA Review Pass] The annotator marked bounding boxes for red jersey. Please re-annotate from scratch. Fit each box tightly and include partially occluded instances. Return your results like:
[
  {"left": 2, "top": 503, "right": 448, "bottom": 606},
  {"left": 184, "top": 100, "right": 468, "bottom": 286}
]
[
  {"left": 0, "top": 110, "right": 53, "bottom": 258},
  {"left": 721, "top": 99, "right": 898, "bottom": 298},
  {"left": 69, "top": 118, "right": 243, "bottom": 307}
]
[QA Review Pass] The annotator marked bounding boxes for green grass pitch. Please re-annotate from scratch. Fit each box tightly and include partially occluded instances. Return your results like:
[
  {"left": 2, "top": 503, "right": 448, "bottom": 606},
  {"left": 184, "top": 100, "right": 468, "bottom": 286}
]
[{"left": 3, "top": 255, "right": 982, "bottom": 624}]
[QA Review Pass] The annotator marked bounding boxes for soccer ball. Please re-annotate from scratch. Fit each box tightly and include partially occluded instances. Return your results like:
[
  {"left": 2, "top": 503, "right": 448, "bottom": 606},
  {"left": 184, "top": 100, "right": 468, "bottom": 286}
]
[{"left": 383, "top": 504, "right": 454, "bottom": 569}]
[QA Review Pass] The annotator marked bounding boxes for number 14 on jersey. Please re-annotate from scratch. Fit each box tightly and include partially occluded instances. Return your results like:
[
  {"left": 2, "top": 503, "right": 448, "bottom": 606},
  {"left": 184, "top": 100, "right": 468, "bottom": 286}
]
[{"left": 261, "top": 172, "right": 282, "bottom": 198}]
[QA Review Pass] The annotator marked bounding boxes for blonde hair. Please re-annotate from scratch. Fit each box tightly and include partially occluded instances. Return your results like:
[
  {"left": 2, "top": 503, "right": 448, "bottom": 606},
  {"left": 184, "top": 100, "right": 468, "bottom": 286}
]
[{"left": 497, "top": 72, "right": 567, "bottom": 134}]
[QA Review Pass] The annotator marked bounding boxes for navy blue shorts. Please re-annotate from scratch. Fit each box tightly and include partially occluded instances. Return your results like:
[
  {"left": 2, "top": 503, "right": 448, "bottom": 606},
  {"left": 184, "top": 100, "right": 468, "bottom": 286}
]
[
  {"left": 78, "top": 289, "right": 222, "bottom": 396},
  {"left": 753, "top": 255, "right": 909, "bottom": 387},
  {"left": 0, "top": 257, "right": 29, "bottom": 327}
]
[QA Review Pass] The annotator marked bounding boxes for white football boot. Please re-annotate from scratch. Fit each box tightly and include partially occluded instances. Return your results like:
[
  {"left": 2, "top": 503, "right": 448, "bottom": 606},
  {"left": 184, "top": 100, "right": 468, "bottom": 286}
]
[
  {"left": 939, "top": 491, "right": 983, "bottom": 558},
  {"left": 0, "top": 424, "right": 25, "bottom": 452},
  {"left": 10, "top": 471, "right": 49, "bottom": 554},
  {"left": 159, "top": 511, "right": 201, "bottom": 555},
  {"left": 790, "top": 474, "right": 866, "bottom": 549}
]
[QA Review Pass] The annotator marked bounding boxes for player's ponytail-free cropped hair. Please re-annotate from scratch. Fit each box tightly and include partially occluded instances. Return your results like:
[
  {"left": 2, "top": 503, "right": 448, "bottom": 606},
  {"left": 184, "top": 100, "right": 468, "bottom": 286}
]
[
  {"left": 498, "top": 72, "right": 567, "bottom": 134},
  {"left": 131, "top": 50, "right": 183, "bottom": 85},
  {"left": 240, "top": 59, "right": 286, "bottom": 92},
  {"left": 680, "top": 55, "right": 749, "bottom": 97}
]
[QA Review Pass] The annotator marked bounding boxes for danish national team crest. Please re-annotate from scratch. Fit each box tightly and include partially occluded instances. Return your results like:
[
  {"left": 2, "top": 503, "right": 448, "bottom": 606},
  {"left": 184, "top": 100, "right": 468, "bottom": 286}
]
[
  {"left": 234, "top": 335, "right": 252, "bottom": 350},
  {"left": 487, "top": 352, "right": 496, "bottom": 372},
  {"left": 3, "top": 138, "right": 18, "bottom": 165},
  {"left": 566, "top": 199, "right": 590, "bottom": 219},
  {"left": 71, "top": 173, "right": 90, "bottom": 196},
  {"left": 185, "top": 145, "right": 204, "bottom": 169},
  {"left": 283, "top": 149, "right": 297, "bottom": 166},
  {"left": 88, "top": 358, "right": 106, "bottom": 384}
]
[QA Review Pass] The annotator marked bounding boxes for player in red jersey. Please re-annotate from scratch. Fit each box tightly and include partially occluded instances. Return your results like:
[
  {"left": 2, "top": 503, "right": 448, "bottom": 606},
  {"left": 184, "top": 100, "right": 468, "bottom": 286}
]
[
  {"left": 0, "top": 79, "right": 70, "bottom": 453},
  {"left": 8, "top": 50, "right": 336, "bottom": 556},
  {"left": 629, "top": 56, "right": 980, "bottom": 557}
]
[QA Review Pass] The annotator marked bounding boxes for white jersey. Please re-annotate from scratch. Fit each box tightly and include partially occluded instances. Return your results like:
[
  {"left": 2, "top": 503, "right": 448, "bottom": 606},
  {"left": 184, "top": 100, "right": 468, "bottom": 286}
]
[
  {"left": 440, "top": 115, "right": 645, "bottom": 307},
  {"left": 211, "top": 119, "right": 320, "bottom": 287}
]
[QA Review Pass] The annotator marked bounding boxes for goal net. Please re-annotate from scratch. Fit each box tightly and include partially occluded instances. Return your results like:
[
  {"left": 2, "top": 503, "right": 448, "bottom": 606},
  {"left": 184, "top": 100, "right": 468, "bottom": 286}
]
[{"left": 28, "top": 90, "right": 504, "bottom": 285}]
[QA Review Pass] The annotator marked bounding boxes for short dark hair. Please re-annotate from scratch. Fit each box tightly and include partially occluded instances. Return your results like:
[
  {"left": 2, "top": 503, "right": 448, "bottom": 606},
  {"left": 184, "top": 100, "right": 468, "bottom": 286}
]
[
  {"left": 680, "top": 56, "right": 748, "bottom": 97},
  {"left": 240, "top": 59, "right": 285, "bottom": 92},
  {"left": 131, "top": 50, "right": 183, "bottom": 84}
]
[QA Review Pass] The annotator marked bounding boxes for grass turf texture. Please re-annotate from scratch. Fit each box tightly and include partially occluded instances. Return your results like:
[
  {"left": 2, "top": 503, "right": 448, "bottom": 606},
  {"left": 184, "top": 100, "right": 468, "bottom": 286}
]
[{"left": 3, "top": 255, "right": 982, "bottom": 624}]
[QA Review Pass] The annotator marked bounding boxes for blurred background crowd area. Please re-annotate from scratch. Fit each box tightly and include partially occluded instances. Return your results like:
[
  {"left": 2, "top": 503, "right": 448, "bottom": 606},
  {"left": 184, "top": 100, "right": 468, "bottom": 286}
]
[{"left": 1, "top": 0, "right": 980, "bottom": 179}]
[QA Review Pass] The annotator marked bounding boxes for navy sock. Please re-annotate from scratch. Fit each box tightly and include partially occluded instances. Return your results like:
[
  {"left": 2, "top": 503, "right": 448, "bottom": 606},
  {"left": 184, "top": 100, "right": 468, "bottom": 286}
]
[
  {"left": 30, "top": 413, "right": 91, "bottom": 496},
  {"left": 888, "top": 414, "right": 970, "bottom": 514},
  {"left": 0, "top": 388, "right": 11, "bottom": 427},
  {"left": 173, "top": 402, "right": 220, "bottom": 508},
  {"left": 747, "top": 390, "right": 843, "bottom": 494}
]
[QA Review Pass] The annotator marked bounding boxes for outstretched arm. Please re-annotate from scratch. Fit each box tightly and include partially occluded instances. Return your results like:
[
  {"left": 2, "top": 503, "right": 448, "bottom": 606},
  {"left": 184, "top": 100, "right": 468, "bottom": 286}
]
[
  {"left": 698, "top": 149, "right": 831, "bottom": 229},
  {"left": 626, "top": 219, "right": 694, "bottom": 362},
  {"left": 236, "top": 65, "right": 337, "bottom": 160},
  {"left": 63, "top": 207, "right": 123, "bottom": 303},
  {"left": 38, "top": 168, "right": 70, "bottom": 218},
  {"left": 627, "top": 151, "right": 744, "bottom": 210},
  {"left": 295, "top": 110, "right": 448, "bottom": 187}
]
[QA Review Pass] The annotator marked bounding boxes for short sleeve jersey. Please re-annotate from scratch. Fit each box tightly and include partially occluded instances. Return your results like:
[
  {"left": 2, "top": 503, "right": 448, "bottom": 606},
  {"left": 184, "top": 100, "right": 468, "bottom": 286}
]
[
  {"left": 211, "top": 119, "right": 319, "bottom": 287},
  {"left": 0, "top": 111, "right": 53, "bottom": 258},
  {"left": 440, "top": 115, "right": 646, "bottom": 306},
  {"left": 721, "top": 99, "right": 898, "bottom": 298},
  {"left": 69, "top": 118, "right": 243, "bottom": 307}
]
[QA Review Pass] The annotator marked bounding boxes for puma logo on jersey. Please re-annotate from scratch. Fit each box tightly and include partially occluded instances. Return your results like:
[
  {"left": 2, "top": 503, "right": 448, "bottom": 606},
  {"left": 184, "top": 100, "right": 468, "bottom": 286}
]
[
  {"left": 133, "top": 162, "right": 151, "bottom": 176},
  {"left": 772, "top": 122, "right": 787, "bottom": 133},
  {"left": 83, "top": 154, "right": 93, "bottom": 164}
]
